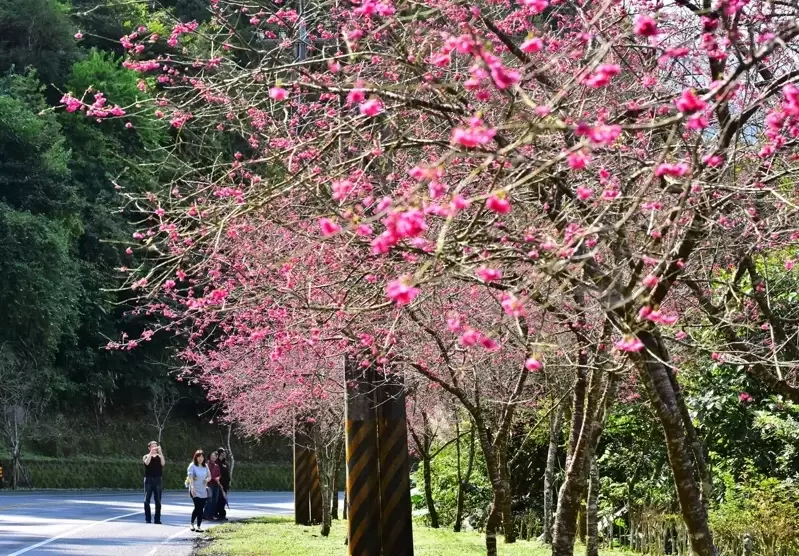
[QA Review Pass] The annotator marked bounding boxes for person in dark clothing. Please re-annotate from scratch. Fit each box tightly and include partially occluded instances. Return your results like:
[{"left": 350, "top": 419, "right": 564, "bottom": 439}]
[
  {"left": 143, "top": 441, "right": 166, "bottom": 524},
  {"left": 215, "top": 448, "right": 230, "bottom": 520}
]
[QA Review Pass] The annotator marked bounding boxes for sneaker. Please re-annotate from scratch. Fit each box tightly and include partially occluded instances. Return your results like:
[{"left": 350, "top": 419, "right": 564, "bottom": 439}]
[
  {"left": 145, "top": 520, "right": 151, "bottom": 524},
  {"left": 196, "top": 528, "right": 205, "bottom": 533},
  {"left": 154, "top": 521, "right": 162, "bottom": 525},
  {"left": 190, "top": 524, "right": 196, "bottom": 532}
]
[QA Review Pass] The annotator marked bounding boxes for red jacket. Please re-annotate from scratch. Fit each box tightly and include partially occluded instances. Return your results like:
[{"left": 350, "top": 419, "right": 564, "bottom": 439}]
[{"left": 208, "top": 461, "right": 221, "bottom": 483}]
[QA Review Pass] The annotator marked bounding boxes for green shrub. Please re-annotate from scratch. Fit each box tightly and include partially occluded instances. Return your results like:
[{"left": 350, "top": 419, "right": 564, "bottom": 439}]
[
  {"left": 410, "top": 441, "right": 492, "bottom": 530},
  {"left": 0, "top": 456, "right": 292, "bottom": 491},
  {"left": 710, "top": 477, "right": 799, "bottom": 556}
]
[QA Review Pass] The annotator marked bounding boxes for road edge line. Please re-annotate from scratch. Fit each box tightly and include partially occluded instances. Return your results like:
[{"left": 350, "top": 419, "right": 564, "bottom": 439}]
[{"left": 6, "top": 510, "right": 140, "bottom": 556}]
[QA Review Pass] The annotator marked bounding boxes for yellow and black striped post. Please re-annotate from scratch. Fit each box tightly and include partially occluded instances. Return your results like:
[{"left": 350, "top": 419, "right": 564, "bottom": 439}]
[
  {"left": 377, "top": 376, "right": 414, "bottom": 555},
  {"left": 294, "top": 425, "right": 312, "bottom": 526},
  {"left": 345, "top": 357, "right": 382, "bottom": 555}
]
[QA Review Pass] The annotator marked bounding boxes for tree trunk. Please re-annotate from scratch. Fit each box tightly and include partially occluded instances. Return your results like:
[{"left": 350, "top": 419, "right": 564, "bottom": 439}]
[
  {"left": 542, "top": 403, "right": 564, "bottom": 544},
  {"left": 454, "top": 424, "right": 476, "bottom": 533},
  {"left": 331, "top": 440, "right": 344, "bottom": 520},
  {"left": 637, "top": 330, "right": 715, "bottom": 556},
  {"left": 422, "top": 452, "right": 439, "bottom": 528},
  {"left": 474, "top": 422, "right": 505, "bottom": 556},
  {"left": 313, "top": 432, "right": 335, "bottom": 537},
  {"left": 579, "top": 502, "right": 587, "bottom": 544},
  {"left": 342, "top": 487, "right": 347, "bottom": 520},
  {"left": 485, "top": 483, "right": 504, "bottom": 556},
  {"left": 552, "top": 364, "right": 616, "bottom": 556},
  {"left": 330, "top": 462, "right": 339, "bottom": 520},
  {"left": 12, "top": 452, "right": 19, "bottom": 491},
  {"left": 586, "top": 456, "right": 599, "bottom": 556},
  {"left": 319, "top": 469, "right": 332, "bottom": 537},
  {"left": 500, "top": 450, "right": 515, "bottom": 543},
  {"left": 552, "top": 358, "right": 595, "bottom": 556}
]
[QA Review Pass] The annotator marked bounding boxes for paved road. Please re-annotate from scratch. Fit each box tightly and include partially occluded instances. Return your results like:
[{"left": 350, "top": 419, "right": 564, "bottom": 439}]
[{"left": 0, "top": 490, "right": 296, "bottom": 556}]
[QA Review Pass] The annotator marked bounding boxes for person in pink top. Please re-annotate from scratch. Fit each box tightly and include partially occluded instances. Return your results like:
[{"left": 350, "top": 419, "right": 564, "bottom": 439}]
[{"left": 203, "top": 451, "right": 221, "bottom": 520}]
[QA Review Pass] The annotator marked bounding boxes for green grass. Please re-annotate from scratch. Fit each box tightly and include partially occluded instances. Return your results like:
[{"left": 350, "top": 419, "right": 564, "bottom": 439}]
[{"left": 199, "top": 517, "right": 630, "bottom": 556}]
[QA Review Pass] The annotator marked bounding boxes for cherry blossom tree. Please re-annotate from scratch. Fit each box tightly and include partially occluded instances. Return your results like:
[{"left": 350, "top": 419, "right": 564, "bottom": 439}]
[{"left": 60, "top": 0, "right": 799, "bottom": 554}]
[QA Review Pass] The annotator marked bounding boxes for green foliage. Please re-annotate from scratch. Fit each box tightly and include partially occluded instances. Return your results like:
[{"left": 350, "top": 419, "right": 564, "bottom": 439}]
[
  {"left": 411, "top": 440, "right": 492, "bottom": 530},
  {"left": 0, "top": 0, "right": 79, "bottom": 87},
  {"left": 0, "top": 456, "right": 291, "bottom": 490},
  {"left": 0, "top": 73, "right": 76, "bottom": 215},
  {"left": 709, "top": 476, "right": 799, "bottom": 556},
  {"left": 0, "top": 203, "right": 81, "bottom": 367},
  {"left": 27, "top": 410, "right": 292, "bottom": 463}
]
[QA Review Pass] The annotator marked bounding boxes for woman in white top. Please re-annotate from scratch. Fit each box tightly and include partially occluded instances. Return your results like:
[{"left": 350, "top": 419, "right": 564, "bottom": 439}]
[{"left": 187, "top": 449, "right": 211, "bottom": 531}]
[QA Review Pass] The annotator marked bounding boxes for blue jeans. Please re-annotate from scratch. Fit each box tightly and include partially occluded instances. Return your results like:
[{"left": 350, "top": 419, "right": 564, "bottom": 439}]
[
  {"left": 143, "top": 477, "right": 162, "bottom": 522},
  {"left": 204, "top": 483, "right": 219, "bottom": 519}
]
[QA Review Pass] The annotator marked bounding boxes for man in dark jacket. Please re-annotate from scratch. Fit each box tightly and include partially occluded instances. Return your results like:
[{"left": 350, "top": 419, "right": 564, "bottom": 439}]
[
  {"left": 215, "top": 448, "right": 231, "bottom": 520},
  {"left": 143, "top": 441, "right": 165, "bottom": 524}
]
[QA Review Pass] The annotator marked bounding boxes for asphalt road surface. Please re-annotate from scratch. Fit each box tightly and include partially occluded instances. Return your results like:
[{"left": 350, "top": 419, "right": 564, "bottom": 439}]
[{"left": 0, "top": 490, "right": 296, "bottom": 556}]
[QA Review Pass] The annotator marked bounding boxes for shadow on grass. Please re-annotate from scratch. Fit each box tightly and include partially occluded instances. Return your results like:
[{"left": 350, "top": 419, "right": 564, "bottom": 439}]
[{"left": 196, "top": 516, "right": 631, "bottom": 556}]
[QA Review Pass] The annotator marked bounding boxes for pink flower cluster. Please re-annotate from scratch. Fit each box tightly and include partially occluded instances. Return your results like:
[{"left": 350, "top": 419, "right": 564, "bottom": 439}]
[
  {"left": 167, "top": 20, "right": 199, "bottom": 48},
  {"left": 582, "top": 64, "right": 621, "bottom": 88},
  {"left": 458, "top": 328, "right": 499, "bottom": 351},
  {"left": 575, "top": 123, "right": 622, "bottom": 147},
  {"left": 371, "top": 208, "right": 428, "bottom": 253},
  {"left": 61, "top": 92, "right": 126, "bottom": 119},
  {"left": 352, "top": 0, "right": 395, "bottom": 17},
  {"left": 639, "top": 306, "right": 678, "bottom": 325},
  {"left": 386, "top": 276, "right": 420, "bottom": 305},
  {"left": 615, "top": 336, "right": 644, "bottom": 352},
  {"left": 451, "top": 117, "right": 496, "bottom": 148}
]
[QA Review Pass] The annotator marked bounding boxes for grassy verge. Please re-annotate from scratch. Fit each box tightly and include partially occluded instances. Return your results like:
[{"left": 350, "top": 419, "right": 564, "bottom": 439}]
[{"left": 198, "top": 517, "right": 630, "bottom": 556}]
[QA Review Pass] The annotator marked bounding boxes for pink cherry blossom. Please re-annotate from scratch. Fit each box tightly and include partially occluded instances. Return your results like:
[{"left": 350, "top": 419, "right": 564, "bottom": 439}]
[
  {"left": 520, "top": 37, "right": 543, "bottom": 54},
  {"left": 501, "top": 294, "right": 526, "bottom": 317},
  {"left": 386, "top": 275, "right": 420, "bottom": 305},
  {"left": 359, "top": 98, "right": 384, "bottom": 117},
  {"left": 633, "top": 15, "right": 658, "bottom": 37},
  {"left": 675, "top": 89, "right": 707, "bottom": 114},
  {"left": 319, "top": 217, "right": 342, "bottom": 236},
  {"left": 476, "top": 266, "right": 503, "bottom": 282},
  {"left": 486, "top": 194, "right": 511, "bottom": 214},
  {"left": 451, "top": 117, "right": 496, "bottom": 148},
  {"left": 615, "top": 336, "right": 645, "bottom": 352},
  {"left": 525, "top": 358, "right": 543, "bottom": 372},
  {"left": 269, "top": 87, "right": 289, "bottom": 101},
  {"left": 642, "top": 274, "right": 659, "bottom": 288},
  {"left": 655, "top": 162, "right": 690, "bottom": 177},
  {"left": 520, "top": 0, "right": 548, "bottom": 14},
  {"left": 459, "top": 328, "right": 481, "bottom": 346}
]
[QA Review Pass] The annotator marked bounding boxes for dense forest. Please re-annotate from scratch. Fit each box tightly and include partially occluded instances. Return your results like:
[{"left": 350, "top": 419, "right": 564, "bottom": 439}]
[{"left": 0, "top": 0, "right": 287, "bottom": 482}]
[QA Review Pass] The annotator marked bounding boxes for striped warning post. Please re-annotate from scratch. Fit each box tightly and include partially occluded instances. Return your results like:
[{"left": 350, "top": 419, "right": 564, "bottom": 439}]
[
  {"left": 377, "top": 376, "right": 414, "bottom": 556},
  {"left": 345, "top": 358, "right": 382, "bottom": 556},
  {"left": 309, "top": 447, "right": 324, "bottom": 524},
  {"left": 294, "top": 426, "right": 312, "bottom": 526}
]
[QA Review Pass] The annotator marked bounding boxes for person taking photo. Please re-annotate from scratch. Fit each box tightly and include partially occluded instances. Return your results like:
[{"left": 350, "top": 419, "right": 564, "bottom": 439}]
[{"left": 143, "top": 441, "right": 165, "bottom": 524}]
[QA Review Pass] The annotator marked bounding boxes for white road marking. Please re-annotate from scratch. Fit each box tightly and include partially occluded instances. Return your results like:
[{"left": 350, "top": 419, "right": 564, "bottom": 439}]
[
  {"left": 6, "top": 510, "right": 140, "bottom": 556},
  {"left": 145, "top": 526, "right": 193, "bottom": 556}
]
